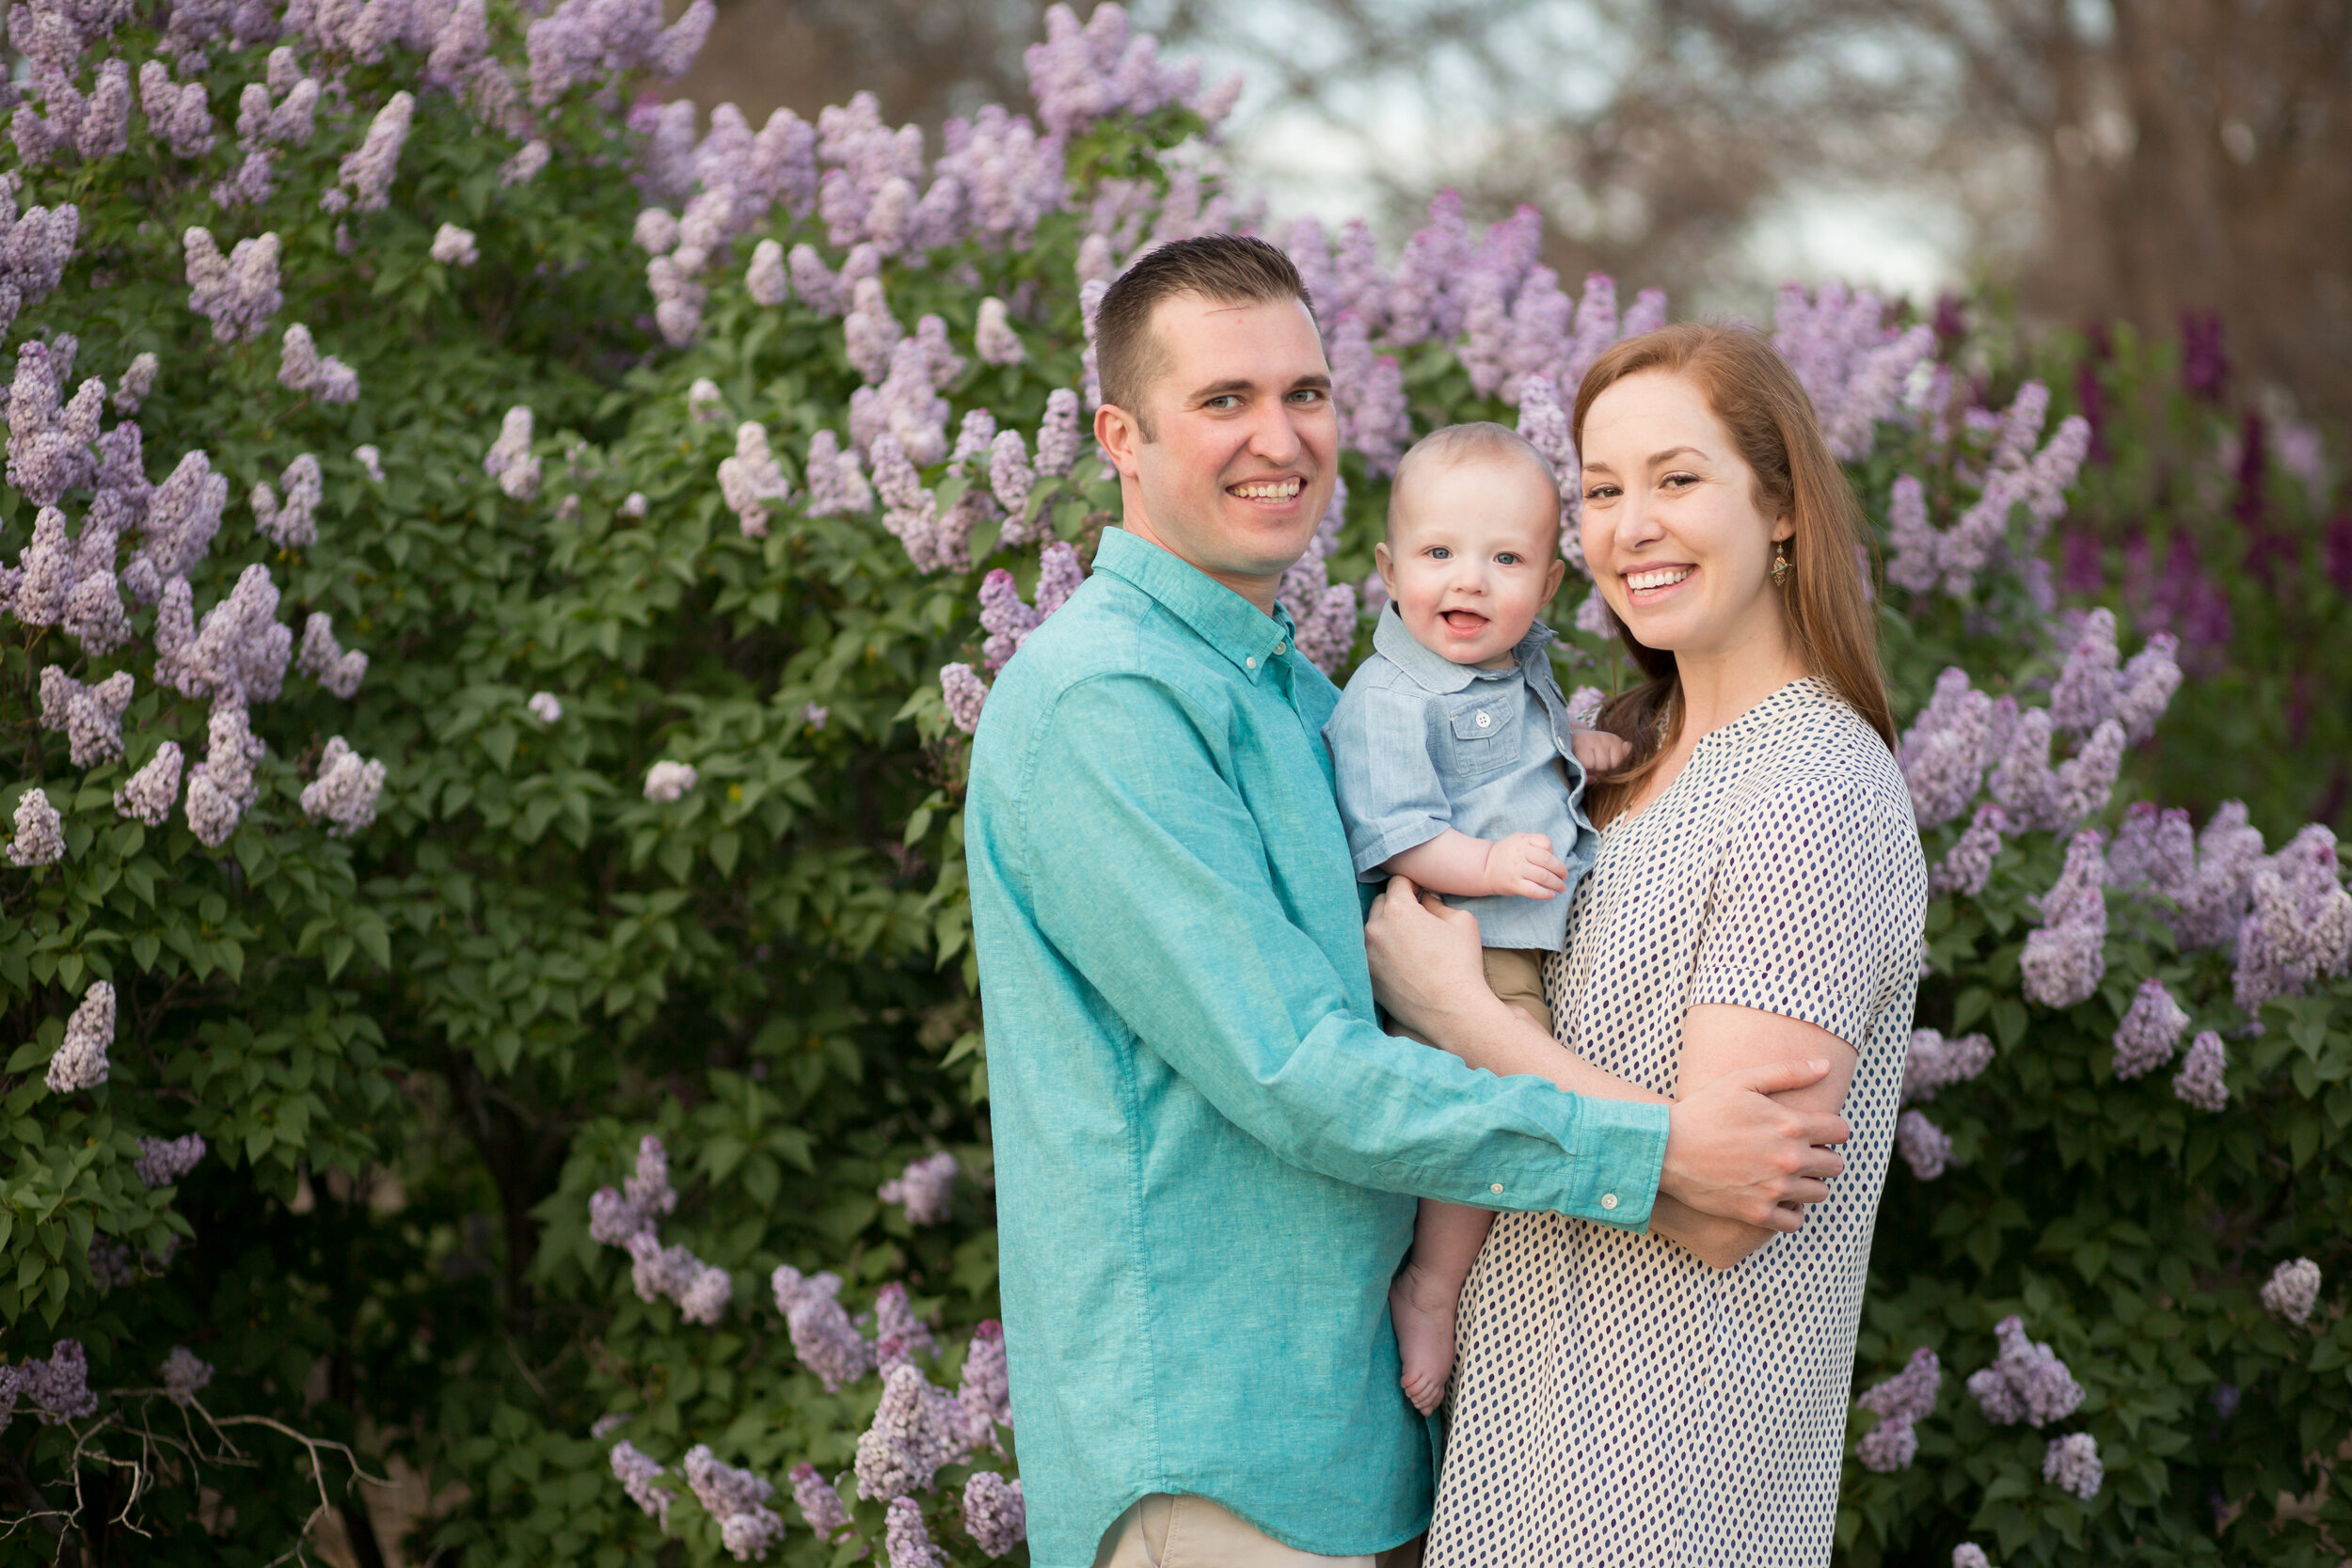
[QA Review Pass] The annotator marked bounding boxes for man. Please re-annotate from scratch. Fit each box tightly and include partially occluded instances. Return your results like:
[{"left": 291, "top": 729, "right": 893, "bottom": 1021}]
[{"left": 964, "top": 235, "right": 1851, "bottom": 1568}]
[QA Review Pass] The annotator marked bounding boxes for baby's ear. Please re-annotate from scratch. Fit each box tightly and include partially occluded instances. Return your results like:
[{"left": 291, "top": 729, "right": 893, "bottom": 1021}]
[{"left": 1543, "top": 556, "right": 1567, "bottom": 601}]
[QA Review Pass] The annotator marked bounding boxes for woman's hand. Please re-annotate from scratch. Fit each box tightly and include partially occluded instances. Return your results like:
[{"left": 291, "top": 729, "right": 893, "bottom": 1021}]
[{"left": 1364, "top": 874, "right": 1492, "bottom": 1041}]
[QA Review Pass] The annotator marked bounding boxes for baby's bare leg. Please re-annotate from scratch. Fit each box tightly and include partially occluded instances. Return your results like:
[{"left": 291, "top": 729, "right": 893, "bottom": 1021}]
[
  {"left": 1388, "top": 950, "right": 1551, "bottom": 1415},
  {"left": 1391, "top": 1198, "right": 1495, "bottom": 1415}
]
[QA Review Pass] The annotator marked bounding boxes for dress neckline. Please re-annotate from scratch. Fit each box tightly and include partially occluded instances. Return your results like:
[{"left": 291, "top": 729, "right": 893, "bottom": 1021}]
[{"left": 1604, "top": 676, "right": 1833, "bottom": 832}]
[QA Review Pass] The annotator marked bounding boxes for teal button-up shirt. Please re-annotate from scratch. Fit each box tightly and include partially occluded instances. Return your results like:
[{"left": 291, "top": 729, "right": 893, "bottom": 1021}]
[{"left": 965, "top": 528, "right": 1669, "bottom": 1566}]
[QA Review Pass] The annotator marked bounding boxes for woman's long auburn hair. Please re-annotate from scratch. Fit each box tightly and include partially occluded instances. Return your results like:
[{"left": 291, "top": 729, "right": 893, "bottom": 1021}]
[{"left": 1574, "top": 321, "right": 1898, "bottom": 824}]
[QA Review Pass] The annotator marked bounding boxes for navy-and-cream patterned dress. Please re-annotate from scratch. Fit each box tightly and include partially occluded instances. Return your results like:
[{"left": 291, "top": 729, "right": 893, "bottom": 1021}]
[{"left": 1425, "top": 678, "right": 1928, "bottom": 1567}]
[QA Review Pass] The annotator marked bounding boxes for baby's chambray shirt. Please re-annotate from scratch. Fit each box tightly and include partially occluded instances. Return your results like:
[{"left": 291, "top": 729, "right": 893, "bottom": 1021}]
[{"left": 1324, "top": 603, "right": 1599, "bottom": 952}]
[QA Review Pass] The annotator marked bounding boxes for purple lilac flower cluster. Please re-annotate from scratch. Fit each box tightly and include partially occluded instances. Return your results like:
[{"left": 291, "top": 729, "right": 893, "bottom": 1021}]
[
  {"left": 1854, "top": 1346, "right": 1940, "bottom": 1471},
  {"left": 1279, "top": 477, "right": 1361, "bottom": 675},
  {"left": 977, "top": 540, "right": 1083, "bottom": 669},
  {"left": 963, "top": 1470, "right": 1026, "bottom": 1557},
  {"left": 40, "top": 665, "right": 134, "bottom": 765},
  {"left": 135, "top": 1132, "right": 206, "bottom": 1187},
  {"left": 2173, "top": 1030, "right": 2229, "bottom": 1112},
  {"left": 0, "top": 1340, "right": 99, "bottom": 1432},
  {"left": 2021, "top": 829, "right": 2107, "bottom": 1008},
  {"left": 886, "top": 1497, "right": 947, "bottom": 1568},
  {"left": 717, "top": 422, "right": 792, "bottom": 536},
  {"left": 159, "top": 1344, "right": 212, "bottom": 1406},
  {"left": 1895, "top": 1111, "right": 1954, "bottom": 1180},
  {"left": 790, "top": 1461, "right": 851, "bottom": 1536},
  {"left": 299, "top": 736, "right": 387, "bottom": 836},
  {"left": 278, "top": 323, "right": 359, "bottom": 403},
  {"left": 1966, "top": 1315, "right": 2085, "bottom": 1427},
  {"left": 253, "top": 452, "right": 323, "bottom": 546},
  {"left": 2234, "top": 825, "right": 2352, "bottom": 1014},
  {"left": 7, "top": 785, "right": 67, "bottom": 866},
  {"left": 1024, "top": 2, "right": 1240, "bottom": 143},
  {"left": 2110, "top": 978, "right": 2190, "bottom": 1079},
  {"left": 684, "top": 1444, "right": 786, "bottom": 1560},
  {"left": 1886, "top": 383, "right": 2092, "bottom": 601},
  {"left": 584, "top": 1136, "right": 729, "bottom": 1323},
  {"left": 2261, "top": 1259, "right": 2321, "bottom": 1325},
  {"left": 610, "top": 1439, "right": 673, "bottom": 1529},
  {"left": 296, "top": 612, "right": 369, "bottom": 697},
  {"left": 2042, "top": 1433, "right": 2102, "bottom": 1499},
  {"left": 182, "top": 227, "right": 280, "bottom": 341},
  {"left": 1772, "top": 282, "right": 1939, "bottom": 462},
  {"left": 879, "top": 1150, "right": 960, "bottom": 1225},
  {"left": 45, "top": 980, "right": 114, "bottom": 1092},
  {"left": 1901, "top": 1029, "right": 1994, "bottom": 1104},
  {"left": 771, "top": 1264, "right": 873, "bottom": 1389}
]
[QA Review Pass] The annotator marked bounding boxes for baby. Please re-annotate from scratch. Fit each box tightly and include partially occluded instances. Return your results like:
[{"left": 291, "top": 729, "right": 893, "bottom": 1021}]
[{"left": 1323, "top": 421, "right": 1629, "bottom": 1415}]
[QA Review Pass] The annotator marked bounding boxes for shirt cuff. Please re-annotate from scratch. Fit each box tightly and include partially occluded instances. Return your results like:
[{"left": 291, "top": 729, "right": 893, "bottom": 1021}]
[
  {"left": 1554, "top": 1095, "right": 1667, "bottom": 1232},
  {"left": 1349, "top": 817, "right": 1452, "bottom": 880}
]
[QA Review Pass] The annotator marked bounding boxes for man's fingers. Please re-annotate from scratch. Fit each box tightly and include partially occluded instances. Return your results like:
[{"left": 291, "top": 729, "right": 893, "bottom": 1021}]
[
  {"left": 1385, "top": 872, "right": 1421, "bottom": 905},
  {"left": 1722, "top": 1057, "right": 1834, "bottom": 1096}
]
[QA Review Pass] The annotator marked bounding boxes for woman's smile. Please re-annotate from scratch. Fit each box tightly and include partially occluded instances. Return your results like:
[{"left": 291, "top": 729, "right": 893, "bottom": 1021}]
[{"left": 1624, "top": 563, "right": 1696, "bottom": 604}]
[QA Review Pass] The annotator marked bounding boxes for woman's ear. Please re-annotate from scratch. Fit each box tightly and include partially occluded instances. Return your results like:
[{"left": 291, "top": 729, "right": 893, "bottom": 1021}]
[{"left": 1772, "top": 513, "right": 1796, "bottom": 544}]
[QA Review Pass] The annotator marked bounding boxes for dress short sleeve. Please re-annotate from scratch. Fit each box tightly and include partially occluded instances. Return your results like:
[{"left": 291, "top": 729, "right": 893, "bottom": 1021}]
[{"left": 1687, "top": 773, "right": 1920, "bottom": 1049}]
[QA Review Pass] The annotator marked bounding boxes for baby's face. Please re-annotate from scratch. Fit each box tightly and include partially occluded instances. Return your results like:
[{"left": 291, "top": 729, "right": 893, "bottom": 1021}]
[{"left": 1376, "top": 454, "right": 1568, "bottom": 668}]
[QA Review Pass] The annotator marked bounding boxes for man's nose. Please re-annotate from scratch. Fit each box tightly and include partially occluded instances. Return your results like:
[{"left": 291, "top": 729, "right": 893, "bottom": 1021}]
[{"left": 1246, "top": 398, "right": 1304, "bottom": 465}]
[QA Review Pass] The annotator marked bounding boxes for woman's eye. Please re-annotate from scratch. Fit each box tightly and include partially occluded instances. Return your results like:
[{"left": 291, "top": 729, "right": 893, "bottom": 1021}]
[
  {"left": 1583, "top": 483, "right": 1618, "bottom": 501},
  {"left": 1662, "top": 471, "right": 1698, "bottom": 489}
]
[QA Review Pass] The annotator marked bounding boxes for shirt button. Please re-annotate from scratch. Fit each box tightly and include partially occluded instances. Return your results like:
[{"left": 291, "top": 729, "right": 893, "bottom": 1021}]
[
  {"left": 1600, "top": 1193, "right": 1619, "bottom": 1211},
  {"left": 1273, "top": 641, "right": 1286, "bottom": 656},
  {"left": 1245, "top": 657, "right": 1257, "bottom": 670},
  {"left": 1475, "top": 710, "right": 1492, "bottom": 728},
  {"left": 1489, "top": 1182, "right": 1503, "bottom": 1195}
]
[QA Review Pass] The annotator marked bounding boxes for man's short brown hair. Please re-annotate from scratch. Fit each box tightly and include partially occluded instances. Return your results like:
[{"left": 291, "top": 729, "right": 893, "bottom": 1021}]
[{"left": 1094, "top": 234, "right": 1314, "bottom": 438}]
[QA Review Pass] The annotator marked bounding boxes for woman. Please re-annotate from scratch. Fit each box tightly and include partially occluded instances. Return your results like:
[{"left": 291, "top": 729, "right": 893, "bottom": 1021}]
[{"left": 1404, "top": 323, "right": 1927, "bottom": 1564}]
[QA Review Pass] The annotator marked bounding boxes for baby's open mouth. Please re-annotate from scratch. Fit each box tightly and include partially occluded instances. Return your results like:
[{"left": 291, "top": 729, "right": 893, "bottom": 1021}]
[{"left": 1440, "top": 610, "right": 1488, "bottom": 633}]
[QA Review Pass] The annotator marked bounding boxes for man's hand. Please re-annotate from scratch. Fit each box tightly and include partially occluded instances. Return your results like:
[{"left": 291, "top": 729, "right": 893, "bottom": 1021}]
[
  {"left": 1364, "top": 875, "right": 1492, "bottom": 1040},
  {"left": 1481, "top": 832, "right": 1568, "bottom": 899},
  {"left": 1661, "top": 1060, "right": 1850, "bottom": 1230}
]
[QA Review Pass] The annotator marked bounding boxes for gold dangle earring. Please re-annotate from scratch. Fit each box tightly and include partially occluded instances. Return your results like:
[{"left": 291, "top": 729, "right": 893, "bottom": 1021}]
[{"left": 1771, "top": 540, "right": 1792, "bottom": 588}]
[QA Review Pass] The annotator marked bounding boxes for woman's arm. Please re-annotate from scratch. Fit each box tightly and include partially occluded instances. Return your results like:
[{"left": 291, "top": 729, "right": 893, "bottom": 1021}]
[
  {"left": 1365, "top": 877, "right": 1852, "bottom": 1234},
  {"left": 1656, "top": 1006, "right": 1860, "bottom": 1269}
]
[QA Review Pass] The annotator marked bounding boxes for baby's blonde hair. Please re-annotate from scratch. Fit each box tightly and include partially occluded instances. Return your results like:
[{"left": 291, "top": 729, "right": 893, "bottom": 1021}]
[{"left": 1385, "top": 421, "right": 1563, "bottom": 544}]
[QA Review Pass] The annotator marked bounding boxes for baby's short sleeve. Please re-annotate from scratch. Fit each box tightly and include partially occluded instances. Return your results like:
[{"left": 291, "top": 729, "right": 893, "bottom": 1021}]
[{"left": 1323, "top": 677, "right": 1454, "bottom": 880}]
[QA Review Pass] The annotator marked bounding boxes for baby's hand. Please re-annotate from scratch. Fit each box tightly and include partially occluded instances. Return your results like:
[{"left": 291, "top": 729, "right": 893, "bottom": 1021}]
[
  {"left": 1570, "top": 727, "right": 1633, "bottom": 772},
  {"left": 1483, "top": 832, "right": 1569, "bottom": 900}
]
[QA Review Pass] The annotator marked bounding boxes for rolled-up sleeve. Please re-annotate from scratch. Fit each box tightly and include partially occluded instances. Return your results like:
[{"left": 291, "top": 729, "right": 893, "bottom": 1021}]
[
  {"left": 1324, "top": 680, "right": 1456, "bottom": 880},
  {"left": 1014, "top": 672, "right": 1664, "bottom": 1229}
]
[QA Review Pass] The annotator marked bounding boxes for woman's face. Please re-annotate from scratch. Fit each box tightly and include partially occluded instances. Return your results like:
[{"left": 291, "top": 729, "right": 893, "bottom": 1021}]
[{"left": 1577, "top": 370, "right": 1793, "bottom": 667}]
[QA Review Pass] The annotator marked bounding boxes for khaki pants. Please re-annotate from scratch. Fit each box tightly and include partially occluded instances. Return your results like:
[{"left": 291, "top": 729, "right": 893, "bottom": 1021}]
[
  {"left": 1094, "top": 1495, "right": 1423, "bottom": 1568},
  {"left": 1391, "top": 947, "right": 1552, "bottom": 1045}
]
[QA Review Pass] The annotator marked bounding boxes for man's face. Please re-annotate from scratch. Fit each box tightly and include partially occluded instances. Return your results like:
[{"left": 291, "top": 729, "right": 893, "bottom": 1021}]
[{"left": 1094, "top": 292, "right": 1339, "bottom": 609}]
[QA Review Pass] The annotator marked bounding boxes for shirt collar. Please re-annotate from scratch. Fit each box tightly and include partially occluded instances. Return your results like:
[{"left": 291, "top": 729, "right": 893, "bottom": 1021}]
[
  {"left": 1091, "top": 528, "right": 1297, "bottom": 683},
  {"left": 1369, "top": 602, "right": 1554, "bottom": 693}
]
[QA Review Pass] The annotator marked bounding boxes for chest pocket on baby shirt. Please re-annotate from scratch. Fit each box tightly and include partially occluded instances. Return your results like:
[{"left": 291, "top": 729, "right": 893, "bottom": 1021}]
[{"left": 1446, "top": 693, "right": 1520, "bottom": 775}]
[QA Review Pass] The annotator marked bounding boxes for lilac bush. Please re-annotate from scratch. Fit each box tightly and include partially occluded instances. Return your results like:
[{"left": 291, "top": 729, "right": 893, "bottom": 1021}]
[{"left": 4, "top": 0, "right": 2342, "bottom": 1563}]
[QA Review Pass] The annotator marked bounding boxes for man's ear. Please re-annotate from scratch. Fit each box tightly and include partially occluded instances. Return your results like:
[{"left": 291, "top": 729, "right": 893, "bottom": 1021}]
[{"left": 1095, "top": 402, "right": 1144, "bottom": 480}]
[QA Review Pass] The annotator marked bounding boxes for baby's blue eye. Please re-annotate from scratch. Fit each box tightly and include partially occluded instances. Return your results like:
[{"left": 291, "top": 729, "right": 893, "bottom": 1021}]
[
  {"left": 1428, "top": 546, "right": 1451, "bottom": 560},
  {"left": 1495, "top": 552, "right": 1520, "bottom": 565}
]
